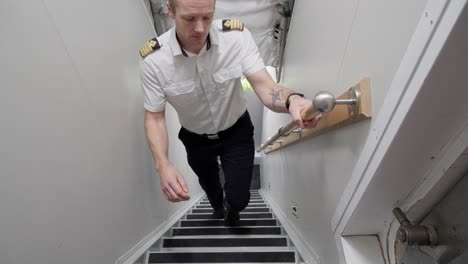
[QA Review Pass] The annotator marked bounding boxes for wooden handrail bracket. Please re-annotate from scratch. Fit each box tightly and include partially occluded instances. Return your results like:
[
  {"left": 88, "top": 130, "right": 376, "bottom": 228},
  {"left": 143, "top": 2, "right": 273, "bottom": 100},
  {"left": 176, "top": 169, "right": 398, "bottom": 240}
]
[{"left": 263, "top": 77, "right": 372, "bottom": 154}]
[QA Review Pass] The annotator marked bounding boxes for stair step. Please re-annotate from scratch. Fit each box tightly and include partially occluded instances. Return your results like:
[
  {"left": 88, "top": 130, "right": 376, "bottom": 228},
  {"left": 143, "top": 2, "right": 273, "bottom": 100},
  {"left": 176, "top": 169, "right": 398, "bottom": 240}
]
[
  {"left": 173, "top": 226, "right": 282, "bottom": 236},
  {"left": 148, "top": 247, "right": 295, "bottom": 263},
  {"left": 203, "top": 192, "right": 260, "bottom": 195},
  {"left": 199, "top": 201, "right": 265, "bottom": 205},
  {"left": 202, "top": 195, "right": 262, "bottom": 198},
  {"left": 192, "top": 208, "right": 270, "bottom": 213},
  {"left": 199, "top": 200, "right": 265, "bottom": 205},
  {"left": 201, "top": 198, "right": 263, "bottom": 201},
  {"left": 162, "top": 235, "right": 288, "bottom": 247},
  {"left": 196, "top": 204, "right": 267, "bottom": 209},
  {"left": 180, "top": 219, "right": 277, "bottom": 227},
  {"left": 186, "top": 213, "right": 273, "bottom": 219},
  {"left": 199, "top": 199, "right": 264, "bottom": 204}
]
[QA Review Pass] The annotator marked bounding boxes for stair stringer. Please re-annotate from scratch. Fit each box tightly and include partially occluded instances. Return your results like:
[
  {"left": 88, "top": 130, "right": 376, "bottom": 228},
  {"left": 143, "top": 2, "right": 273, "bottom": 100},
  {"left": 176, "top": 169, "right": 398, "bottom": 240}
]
[
  {"left": 261, "top": 190, "right": 320, "bottom": 264},
  {"left": 116, "top": 192, "right": 205, "bottom": 264}
]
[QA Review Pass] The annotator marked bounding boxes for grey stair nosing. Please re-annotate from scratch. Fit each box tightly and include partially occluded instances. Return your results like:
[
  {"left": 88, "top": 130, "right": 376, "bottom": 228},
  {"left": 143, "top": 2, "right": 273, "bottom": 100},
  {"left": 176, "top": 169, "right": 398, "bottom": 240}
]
[
  {"left": 150, "top": 247, "right": 295, "bottom": 252},
  {"left": 179, "top": 219, "right": 277, "bottom": 224},
  {"left": 195, "top": 205, "right": 267, "bottom": 208},
  {"left": 198, "top": 202, "right": 265, "bottom": 204},
  {"left": 199, "top": 202, "right": 265, "bottom": 204},
  {"left": 173, "top": 226, "right": 281, "bottom": 229},
  {"left": 173, "top": 227, "right": 282, "bottom": 236},
  {"left": 200, "top": 198, "right": 263, "bottom": 200},
  {"left": 201, "top": 195, "right": 262, "bottom": 197},
  {"left": 189, "top": 211, "right": 271, "bottom": 215},
  {"left": 180, "top": 221, "right": 277, "bottom": 227},
  {"left": 199, "top": 200, "right": 264, "bottom": 202},
  {"left": 185, "top": 216, "right": 275, "bottom": 220},
  {"left": 197, "top": 203, "right": 267, "bottom": 206},
  {"left": 146, "top": 263, "right": 295, "bottom": 264},
  {"left": 180, "top": 218, "right": 275, "bottom": 222},
  {"left": 184, "top": 217, "right": 275, "bottom": 220},
  {"left": 200, "top": 199, "right": 263, "bottom": 201},
  {"left": 191, "top": 209, "right": 270, "bottom": 213},
  {"left": 148, "top": 252, "right": 295, "bottom": 263},
  {"left": 192, "top": 204, "right": 271, "bottom": 209},
  {"left": 162, "top": 235, "right": 288, "bottom": 239},
  {"left": 162, "top": 237, "right": 288, "bottom": 248},
  {"left": 185, "top": 213, "right": 274, "bottom": 219},
  {"left": 194, "top": 207, "right": 268, "bottom": 209},
  {"left": 193, "top": 207, "right": 268, "bottom": 210},
  {"left": 201, "top": 196, "right": 262, "bottom": 198}
]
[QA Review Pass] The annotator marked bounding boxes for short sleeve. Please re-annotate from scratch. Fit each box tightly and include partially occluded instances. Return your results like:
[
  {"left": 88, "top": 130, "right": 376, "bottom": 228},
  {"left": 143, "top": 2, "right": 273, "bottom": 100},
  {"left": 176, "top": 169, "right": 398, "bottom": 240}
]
[
  {"left": 140, "top": 61, "right": 166, "bottom": 112},
  {"left": 240, "top": 28, "right": 265, "bottom": 77}
]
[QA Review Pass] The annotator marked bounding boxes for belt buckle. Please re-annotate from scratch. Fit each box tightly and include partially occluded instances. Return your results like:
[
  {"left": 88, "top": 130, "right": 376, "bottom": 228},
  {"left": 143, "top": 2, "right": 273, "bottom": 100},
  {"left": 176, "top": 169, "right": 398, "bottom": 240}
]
[{"left": 207, "top": 134, "right": 219, "bottom": 140}]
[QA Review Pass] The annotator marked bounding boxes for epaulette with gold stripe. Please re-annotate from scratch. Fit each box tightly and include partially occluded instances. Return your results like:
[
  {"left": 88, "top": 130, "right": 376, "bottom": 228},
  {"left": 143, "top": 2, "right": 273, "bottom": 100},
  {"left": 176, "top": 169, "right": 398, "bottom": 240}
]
[
  {"left": 222, "top": 19, "right": 244, "bottom": 31},
  {"left": 139, "top": 38, "right": 161, "bottom": 58}
]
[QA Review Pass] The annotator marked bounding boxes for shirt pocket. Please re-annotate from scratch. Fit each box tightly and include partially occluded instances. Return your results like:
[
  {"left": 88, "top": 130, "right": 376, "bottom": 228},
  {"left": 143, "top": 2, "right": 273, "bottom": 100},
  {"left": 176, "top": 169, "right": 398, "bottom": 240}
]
[
  {"left": 212, "top": 66, "right": 242, "bottom": 95},
  {"left": 164, "top": 80, "right": 196, "bottom": 96}
]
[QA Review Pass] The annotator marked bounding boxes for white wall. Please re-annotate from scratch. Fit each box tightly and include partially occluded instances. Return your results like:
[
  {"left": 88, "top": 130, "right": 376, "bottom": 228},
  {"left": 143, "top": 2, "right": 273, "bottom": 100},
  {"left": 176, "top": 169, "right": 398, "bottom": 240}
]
[
  {"left": 261, "top": 0, "right": 428, "bottom": 263},
  {"left": 0, "top": 1, "right": 201, "bottom": 263}
]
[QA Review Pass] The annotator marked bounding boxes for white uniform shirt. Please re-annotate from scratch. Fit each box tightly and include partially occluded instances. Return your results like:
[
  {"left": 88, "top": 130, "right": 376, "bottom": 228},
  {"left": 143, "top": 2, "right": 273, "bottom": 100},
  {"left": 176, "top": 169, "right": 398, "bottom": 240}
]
[{"left": 140, "top": 19, "right": 265, "bottom": 134}]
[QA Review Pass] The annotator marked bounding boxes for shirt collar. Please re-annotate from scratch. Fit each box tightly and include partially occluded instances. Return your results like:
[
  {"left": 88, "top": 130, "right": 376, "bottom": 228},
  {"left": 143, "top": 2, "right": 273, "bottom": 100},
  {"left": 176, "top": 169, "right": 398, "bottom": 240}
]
[
  {"left": 209, "top": 22, "right": 219, "bottom": 47},
  {"left": 169, "top": 28, "right": 184, "bottom": 57},
  {"left": 169, "top": 22, "right": 219, "bottom": 57}
]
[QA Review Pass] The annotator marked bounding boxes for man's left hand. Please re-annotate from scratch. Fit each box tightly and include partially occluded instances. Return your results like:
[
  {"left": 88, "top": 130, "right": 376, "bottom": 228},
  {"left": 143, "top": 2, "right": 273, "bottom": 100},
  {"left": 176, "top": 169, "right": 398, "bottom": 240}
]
[{"left": 288, "top": 95, "right": 322, "bottom": 129}]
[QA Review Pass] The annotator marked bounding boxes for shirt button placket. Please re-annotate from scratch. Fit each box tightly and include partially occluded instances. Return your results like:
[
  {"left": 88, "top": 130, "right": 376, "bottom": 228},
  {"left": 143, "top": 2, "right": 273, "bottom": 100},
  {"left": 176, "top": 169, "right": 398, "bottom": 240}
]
[{"left": 197, "top": 59, "right": 217, "bottom": 131}]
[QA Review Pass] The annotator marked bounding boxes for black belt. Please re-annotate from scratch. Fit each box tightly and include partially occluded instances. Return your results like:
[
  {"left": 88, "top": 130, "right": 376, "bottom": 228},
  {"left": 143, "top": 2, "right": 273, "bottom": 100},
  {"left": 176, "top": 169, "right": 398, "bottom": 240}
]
[{"left": 182, "top": 111, "right": 248, "bottom": 140}]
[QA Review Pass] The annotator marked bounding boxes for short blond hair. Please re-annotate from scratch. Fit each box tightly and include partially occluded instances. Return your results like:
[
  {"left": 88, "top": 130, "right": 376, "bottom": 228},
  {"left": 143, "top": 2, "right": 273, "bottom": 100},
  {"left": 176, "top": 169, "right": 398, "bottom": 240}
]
[{"left": 168, "top": 0, "right": 215, "bottom": 14}]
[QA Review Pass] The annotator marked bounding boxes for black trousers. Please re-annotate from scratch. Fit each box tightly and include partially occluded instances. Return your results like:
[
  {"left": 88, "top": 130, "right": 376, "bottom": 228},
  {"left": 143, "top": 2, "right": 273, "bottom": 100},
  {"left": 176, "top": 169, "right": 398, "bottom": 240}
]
[{"left": 178, "top": 111, "right": 254, "bottom": 212}]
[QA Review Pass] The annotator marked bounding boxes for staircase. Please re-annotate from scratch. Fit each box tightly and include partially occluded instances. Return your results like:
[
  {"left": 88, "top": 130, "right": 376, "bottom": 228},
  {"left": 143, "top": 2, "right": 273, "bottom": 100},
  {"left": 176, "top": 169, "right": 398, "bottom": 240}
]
[{"left": 141, "top": 191, "right": 306, "bottom": 263}]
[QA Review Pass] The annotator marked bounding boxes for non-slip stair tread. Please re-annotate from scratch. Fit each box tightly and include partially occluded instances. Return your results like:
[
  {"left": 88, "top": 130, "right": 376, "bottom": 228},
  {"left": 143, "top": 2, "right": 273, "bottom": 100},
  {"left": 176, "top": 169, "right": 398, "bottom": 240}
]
[
  {"left": 147, "top": 263, "right": 295, "bottom": 264},
  {"left": 151, "top": 247, "right": 295, "bottom": 252},
  {"left": 195, "top": 200, "right": 268, "bottom": 206},
  {"left": 199, "top": 200, "right": 265, "bottom": 204},
  {"left": 163, "top": 235, "right": 287, "bottom": 239},
  {"left": 173, "top": 226, "right": 280, "bottom": 229},
  {"left": 187, "top": 212, "right": 272, "bottom": 215},
  {"left": 148, "top": 250, "right": 295, "bottom": 263},
  {"left": 192, "top": 208, "right": 270, "bottom": 213},
  {"left": 197, "top": 204, "right": 266, "bottom": 207},
  {"left": 181, "top": 218, "right": 275, "bottom": 222},
  {"left": 201, "top": 198, "right": 263, "bottom": 200},
  {"left": 196, "top": 204, "right": 267, "bottom": 208},
  {"left": 162, "top": 236, "right": 288, "bottom": 247},
  {"left": 198, "top": 196, "right": 260, "bottom": 199},
  {"left": 186, "top": 213, "right": 274, "bottom": 219},
  {"left": 173, "top": 226, "right": 282, "bottom": 236},
  {"left": 200, "top": 196, "right": 264, "bottom": 202},
  {"left": 180, "top": 220, "right": 277, "bottom": 227},
  {"left": 201, "top": 195, "right": 262, "bottom": 197}
]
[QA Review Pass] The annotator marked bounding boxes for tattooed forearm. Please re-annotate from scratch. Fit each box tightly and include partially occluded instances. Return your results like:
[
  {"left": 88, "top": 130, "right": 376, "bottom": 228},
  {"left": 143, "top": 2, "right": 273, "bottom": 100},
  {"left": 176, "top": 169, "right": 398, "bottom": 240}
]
[{"left": 270, "top": 88, "right": 287, "bottom": 110}]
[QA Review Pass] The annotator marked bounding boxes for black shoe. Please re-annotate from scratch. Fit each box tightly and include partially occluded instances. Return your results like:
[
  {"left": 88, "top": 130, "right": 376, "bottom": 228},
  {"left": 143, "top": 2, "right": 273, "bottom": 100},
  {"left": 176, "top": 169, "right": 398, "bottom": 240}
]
[
  {"left": 212, "top": 207, "right": 225, "bottom": 219},
  {"left": 224, "top": 208, "right": 240, "bottom": 226}
]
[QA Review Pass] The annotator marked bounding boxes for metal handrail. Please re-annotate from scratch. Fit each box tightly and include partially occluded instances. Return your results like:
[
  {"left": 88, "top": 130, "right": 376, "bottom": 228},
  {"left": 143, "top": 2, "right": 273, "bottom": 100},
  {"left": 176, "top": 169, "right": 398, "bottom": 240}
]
[{"left": 256, "top": 89, "right": 358, "bottom": 152}]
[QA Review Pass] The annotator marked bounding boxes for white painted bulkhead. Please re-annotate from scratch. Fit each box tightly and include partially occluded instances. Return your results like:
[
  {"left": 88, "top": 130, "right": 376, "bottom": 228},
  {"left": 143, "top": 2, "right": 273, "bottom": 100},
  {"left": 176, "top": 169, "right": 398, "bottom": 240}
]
[
  {"left": 0, "top": 1, "right": 202, "bottom": 264},
  {"left": 261, "top": 0, "right": 431, "bottom": 263}
]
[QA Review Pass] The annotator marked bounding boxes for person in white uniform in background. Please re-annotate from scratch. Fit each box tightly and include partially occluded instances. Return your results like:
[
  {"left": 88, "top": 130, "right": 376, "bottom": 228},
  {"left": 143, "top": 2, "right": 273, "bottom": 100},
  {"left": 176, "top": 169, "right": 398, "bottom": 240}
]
[{"left": 140, "top": 0, "right": 321, "bottom": 226}]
